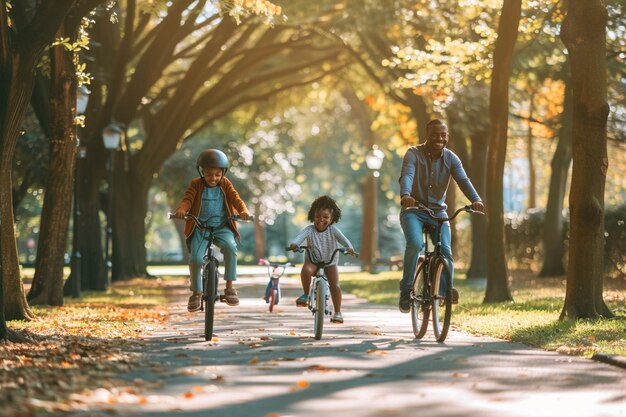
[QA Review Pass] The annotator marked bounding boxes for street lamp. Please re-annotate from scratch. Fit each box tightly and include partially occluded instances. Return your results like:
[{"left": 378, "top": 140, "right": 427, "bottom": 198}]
[
  {"left": 102, "top": 122, "right": 123, "bottom": 290},
  {"left": 69, "top": 85, "right": 90, "bottom": 298},
  {"left": 362, "top": 145, "right": 385, "bottom": 272}
]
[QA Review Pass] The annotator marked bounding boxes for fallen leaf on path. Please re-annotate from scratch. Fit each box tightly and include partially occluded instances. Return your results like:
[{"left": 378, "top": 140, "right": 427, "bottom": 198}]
[
  {"left": 249, "top": 357, "right": 258, "bottom": 364},
  {"left": 305, "top": 365, "right": 338, "bottom": 373},
  {"left": 183, "top": 392, "right": 194, "bottom": 399},
  {"left": 366, "top": 349, "right": 387, "bottom": 356}
]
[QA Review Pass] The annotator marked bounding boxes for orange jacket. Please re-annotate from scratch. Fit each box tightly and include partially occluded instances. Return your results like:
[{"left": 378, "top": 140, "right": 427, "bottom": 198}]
[{"left": 176, "top": 177, "right": 249, "bottom": 239}]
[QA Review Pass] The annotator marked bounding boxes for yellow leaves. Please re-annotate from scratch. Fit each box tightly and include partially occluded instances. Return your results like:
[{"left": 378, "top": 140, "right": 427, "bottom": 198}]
[
  {"left": 220, "top": 0, "right": 284, "bottom": 25},
  {"left": 366, "top": 349, "right": 387, "bottom": 356}
]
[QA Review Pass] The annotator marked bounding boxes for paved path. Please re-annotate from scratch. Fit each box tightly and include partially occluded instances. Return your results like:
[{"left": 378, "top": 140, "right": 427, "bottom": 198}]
[{"left": 86, "top": 277, "right": 625, "bottom": 417}]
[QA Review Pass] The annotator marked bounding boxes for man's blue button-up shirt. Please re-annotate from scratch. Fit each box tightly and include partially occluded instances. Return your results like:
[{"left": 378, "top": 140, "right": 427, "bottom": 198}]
[{"left": 399, "top": 144, "right": 481, "bottom": 214}]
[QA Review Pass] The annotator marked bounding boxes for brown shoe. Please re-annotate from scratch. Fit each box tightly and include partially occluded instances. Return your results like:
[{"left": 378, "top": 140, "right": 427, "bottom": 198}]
[
  {"left": 224, "top": 288, "right": 239, "bottom": 306},
  {"left": 187, "top": 292, "right": 202, "bottom": 312},
  {"left": 451, "top": 288, "right": 459, "bottom": 304}
]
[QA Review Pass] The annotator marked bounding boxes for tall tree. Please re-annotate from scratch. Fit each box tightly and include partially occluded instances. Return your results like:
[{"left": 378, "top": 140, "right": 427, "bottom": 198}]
[
  {"left": 539, "top": 80, "right": 572, "bottom": 277},
  {"left": 484, "top": 0, "right": 521, "bottom": 303},
  {"left": 28, "top": 9, "right": 99, "bottom": 306},
  {"left": 559, "top": 0, "right": 612, "bottom": 319},
  {"left": 0, "top": 0, "right": 77, "bottom": 321}
]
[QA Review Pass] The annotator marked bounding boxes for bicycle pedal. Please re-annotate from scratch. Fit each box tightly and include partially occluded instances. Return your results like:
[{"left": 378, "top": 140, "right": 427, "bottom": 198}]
[{"left": 219, "top": 294, "right": 226, "bottom": 302}]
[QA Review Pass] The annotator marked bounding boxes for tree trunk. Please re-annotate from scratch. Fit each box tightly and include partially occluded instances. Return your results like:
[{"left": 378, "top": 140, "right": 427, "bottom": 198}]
[
  {"left": 77, "top": 149, "right": 108, "bottom": 291},
  {"left": 445, "top": 183, "right": 458, "bottom": 260},
  {"left": 467, "top": 129, "right": 489, "bottom": 280},
  {"left": 484, "top": 0, "right": 521, "bottom": 303},
  {"left": 28, "top": 30, "right": 77, "bottom": 306},
  {"left": 254, "top": 201, "right": 266, "bottom": 261},
  {"left": 0, "top": 62, "right": 37, "bottom": 321},
  {"left": 0, "top": 240, "right": 6, "bottom": 341},
  {"left": 559, "top": 0, "right": 612, "bottom": 320},
  {"left": 539, "top": 81, "right": 572, "bottom": 277},
  {"left": 360, "top": 175, "right": 374, "bottom": 272},
  {"left": 112, "top": 158, "right": 151, "bottom": 280},
  {"left": 527, "top": 93, "right": 536, "bottom": 209}
]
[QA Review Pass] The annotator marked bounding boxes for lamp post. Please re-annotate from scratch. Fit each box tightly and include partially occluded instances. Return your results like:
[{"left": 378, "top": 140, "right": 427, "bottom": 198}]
[
  {"left": 362, "top": 145, "right": 384, "bottom": 272},
  {"left": 102, "top": 122, "right": 123, "bottom": 290},
  {"left": 69, "top": 85, "right": 90, "bottom": 298}
]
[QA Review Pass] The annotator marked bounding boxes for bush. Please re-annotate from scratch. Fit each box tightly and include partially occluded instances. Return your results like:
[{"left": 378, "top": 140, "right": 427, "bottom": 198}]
[
  {"left": 604, "top": 204, "right": 626, "bottom": 278},
  {"left": 503, "top": 204, "right": 626, "bottom": 278}
]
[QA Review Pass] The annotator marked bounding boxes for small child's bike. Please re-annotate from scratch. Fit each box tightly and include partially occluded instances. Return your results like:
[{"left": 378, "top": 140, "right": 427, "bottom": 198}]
[
  {"left": 287, "top": 246, "right": 356, "bottom": 340},
  {"left": 259, "top": 258, "right": 293, "bottom": 313},
  {"left": 168, "top": 212, "right": 252, "bottom": 341}
]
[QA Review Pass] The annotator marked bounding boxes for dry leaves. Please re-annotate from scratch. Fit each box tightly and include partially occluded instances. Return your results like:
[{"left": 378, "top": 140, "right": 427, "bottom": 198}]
[{"left": 1, "top": 284, "right": 168, "bottom": 416}]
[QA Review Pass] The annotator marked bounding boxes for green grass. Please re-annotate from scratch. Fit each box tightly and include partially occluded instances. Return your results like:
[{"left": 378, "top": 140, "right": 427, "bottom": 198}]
[{"left": 341, "top": 270, "right": 626, "bottom": 357}]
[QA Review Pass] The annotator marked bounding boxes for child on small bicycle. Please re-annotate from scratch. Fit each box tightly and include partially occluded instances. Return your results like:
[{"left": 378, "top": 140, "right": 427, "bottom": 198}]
[
  {"left": 172, "top": 149, "right": 250, "bottom": 312},
  {"left": 288, "top": 195, "right": 356, "bottom": 324}
]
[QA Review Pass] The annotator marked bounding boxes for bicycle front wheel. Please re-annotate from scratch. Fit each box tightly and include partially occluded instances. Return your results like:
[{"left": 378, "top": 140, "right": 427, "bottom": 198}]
[
  {"left": 410, "top": 259, "right": 430, "bottom": 339},
  {"left": 204, "top": 260, "right": 218, "bottom": 341},
  {"left": 431, "top": 257, "right": 452, "bottom": 342},
  {"left": 313, "top": 281, "right": 325, "bottom": 340}
]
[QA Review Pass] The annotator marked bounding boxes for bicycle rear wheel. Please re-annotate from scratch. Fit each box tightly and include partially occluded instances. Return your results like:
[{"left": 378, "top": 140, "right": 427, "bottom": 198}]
[
  {"left": 204, "top": 260, "right": 218, "bottom": 341},
  {"left": 313, "top": 281, "right": 325, "bottom": 340},
  {"left": 410, "top": 260, "right": 430, "bottom": 339},
  {"left": 431, "top": 257, "right": 452, "bottom": 342},
  {"left": 268, "top": 287, "right": 278, "bottom": 313}
]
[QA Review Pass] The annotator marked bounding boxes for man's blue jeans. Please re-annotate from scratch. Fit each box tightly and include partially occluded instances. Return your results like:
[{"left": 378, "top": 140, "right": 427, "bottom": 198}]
[{"left": 399, "top": 209, "right": 453, "bottom": 293}]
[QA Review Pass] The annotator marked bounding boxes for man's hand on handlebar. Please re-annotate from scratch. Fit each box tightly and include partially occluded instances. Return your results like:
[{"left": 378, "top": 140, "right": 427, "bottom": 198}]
[
  {"left": 346, "top": 248, "right": 358, "bottom": 257},
  {"left": 400, "top": 195, "right": 416, "bottom": 208},
  {"left": 238, "top": 212, "right": 251, "bottom": 221},
  {"left": 287, "top": 243, "right": 298, "bottom": 252}
]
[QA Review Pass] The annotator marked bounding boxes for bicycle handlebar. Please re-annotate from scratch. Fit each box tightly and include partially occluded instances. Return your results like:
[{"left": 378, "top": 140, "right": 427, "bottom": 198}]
[
  {"left": 259, "top": 258, "right": 294, "bottom": 268},
  {"left": 167, "top": 212, "right": 254, "bottom": 230},
  {"left": 404, "top": 204, "right": 483, "bottom": 222},
  {"left": 285, "top": 245, "right": 359, "bottom": 267}
]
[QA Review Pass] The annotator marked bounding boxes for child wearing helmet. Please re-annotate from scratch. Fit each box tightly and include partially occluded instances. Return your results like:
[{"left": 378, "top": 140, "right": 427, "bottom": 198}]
[{"left": 173, "top": 149, "right": 250, "bottom": 311}]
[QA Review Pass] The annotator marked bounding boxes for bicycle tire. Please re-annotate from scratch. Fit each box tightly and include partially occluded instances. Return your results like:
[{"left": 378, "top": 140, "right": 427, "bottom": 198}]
[
  {"left": 313, "top": 281, "right": 325, "bottom": 340},
  {"left": 268, "top": 288, "right": 278, "bottom": 313},
  {"left": 431, "top": 257, "right": 452, "bottom": 342},
  {"left": 204, "top": 260, "right": 218, "bottom": 341},
  {"left": 410, "top": 259, "right": 430, "bottom": 339}
]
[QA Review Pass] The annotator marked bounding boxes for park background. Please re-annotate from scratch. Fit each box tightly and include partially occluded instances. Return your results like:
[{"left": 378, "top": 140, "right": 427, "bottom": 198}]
[{"left": 1, "top": 0, "right": 624, "bottom": 333}]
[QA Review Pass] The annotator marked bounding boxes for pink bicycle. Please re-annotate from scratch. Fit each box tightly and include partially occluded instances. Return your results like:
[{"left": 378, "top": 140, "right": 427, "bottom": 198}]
[{"left": 259, "top": 258, "right": 293, "bottom": 312}]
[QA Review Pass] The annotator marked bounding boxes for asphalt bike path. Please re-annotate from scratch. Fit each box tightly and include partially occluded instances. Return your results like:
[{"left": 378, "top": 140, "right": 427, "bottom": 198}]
[{"left": 91, "top": 276, "right": 625, "bottom": 417}]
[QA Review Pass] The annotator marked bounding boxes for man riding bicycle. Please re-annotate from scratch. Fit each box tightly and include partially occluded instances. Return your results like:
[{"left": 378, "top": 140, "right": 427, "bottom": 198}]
[{"left": 398, "top": 119, "right": 484, "bottom": 313}]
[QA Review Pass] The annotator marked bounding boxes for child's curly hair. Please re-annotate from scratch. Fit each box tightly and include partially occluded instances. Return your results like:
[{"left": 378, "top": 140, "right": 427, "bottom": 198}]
[{"left": 307, "top": 195, "right": 341, "bottom": 224}]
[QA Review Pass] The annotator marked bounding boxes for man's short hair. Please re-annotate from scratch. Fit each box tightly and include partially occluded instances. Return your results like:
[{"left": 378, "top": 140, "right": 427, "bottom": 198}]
[{"left": 426, "top": 119, "right": 446, "bottom": 133}]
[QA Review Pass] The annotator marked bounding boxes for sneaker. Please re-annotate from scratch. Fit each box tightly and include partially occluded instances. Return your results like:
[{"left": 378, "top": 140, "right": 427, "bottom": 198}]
[
  {"left": 439, "top": 288, "right": 459, "bottom": 306},
  {"left": 187, "top": 292, "right": 202, "bottom": 312},
  {"left": 399, "top": 290, "right": 411, "bottom": 313},
  {"left": 451, "top": 287, "right": 459, "bottom": 304},
  {"left": 224, "top": 288, "right": 239, "bottom": 306},
  {"left": 295, "top": 294, "right": 309, "bottom": 307},
  {"left": 330, "top": 312, "right": 344, "bottom": 324}
]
